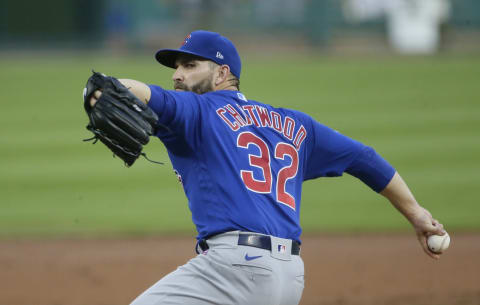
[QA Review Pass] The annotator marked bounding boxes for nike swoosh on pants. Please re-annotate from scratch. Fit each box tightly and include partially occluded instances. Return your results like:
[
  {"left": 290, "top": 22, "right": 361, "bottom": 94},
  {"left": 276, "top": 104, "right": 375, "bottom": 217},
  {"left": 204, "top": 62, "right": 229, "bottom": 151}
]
[{"left": 244, "top": 254, "right": 262, "bottom": 261}]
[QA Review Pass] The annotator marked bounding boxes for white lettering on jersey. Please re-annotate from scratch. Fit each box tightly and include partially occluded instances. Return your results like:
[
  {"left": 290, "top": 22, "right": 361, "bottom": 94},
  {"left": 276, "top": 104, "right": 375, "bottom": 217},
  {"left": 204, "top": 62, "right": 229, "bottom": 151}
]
[
  {"left": 283, "top": 117, "right": 295, "bottom": 140},
  {"left": 236, "top": 103, "right": 252, "bottom": 126},
  {"left": 216, "top": 104, "right": 308, "bottom": 150},
  {"left": 270, "top": 111, "right": 283, "bottom": 133},
  {"left": 255, "top": 106, "right": 272, "bottom": 128},
  {"left": 293, "top": 125, "right": 307, "bottom": 149},
  {"left": 216, "top": 108, "right": 240, "bottom": 131},
  {"left": 242, "top": 105, "right": 260, "bottom": 127},
  {"left": 225, "top": 104, "right": 246, "bottom": 126}
]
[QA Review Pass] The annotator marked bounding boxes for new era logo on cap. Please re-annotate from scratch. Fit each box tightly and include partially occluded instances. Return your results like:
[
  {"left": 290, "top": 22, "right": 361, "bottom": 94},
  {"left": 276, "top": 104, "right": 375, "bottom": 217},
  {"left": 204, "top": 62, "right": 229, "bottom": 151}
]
[{"left": 216, "top": 51, "right": 224, "bottom": 59}]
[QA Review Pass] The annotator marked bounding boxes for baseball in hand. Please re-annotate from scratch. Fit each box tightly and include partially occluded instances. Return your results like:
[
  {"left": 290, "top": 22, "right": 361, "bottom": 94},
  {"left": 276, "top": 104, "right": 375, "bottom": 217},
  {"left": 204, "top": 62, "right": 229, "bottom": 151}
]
[{"left": 427, "top": 232, "right": 450, "bottom": 253}]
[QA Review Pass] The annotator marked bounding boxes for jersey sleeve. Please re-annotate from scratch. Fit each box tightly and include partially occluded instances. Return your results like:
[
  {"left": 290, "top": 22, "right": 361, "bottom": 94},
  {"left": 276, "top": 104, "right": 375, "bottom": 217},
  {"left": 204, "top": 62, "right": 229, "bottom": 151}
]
[
  {"left": 302, "top": 114, "right": 395, "bottom": 192},
  {"left": 147, "top": 84, "right": 202, "bottom": 147}
]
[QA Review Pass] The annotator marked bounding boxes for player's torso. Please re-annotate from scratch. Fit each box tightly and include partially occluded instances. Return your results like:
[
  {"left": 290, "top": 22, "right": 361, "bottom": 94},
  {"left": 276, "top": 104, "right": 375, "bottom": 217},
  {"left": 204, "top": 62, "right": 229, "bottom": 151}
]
[{"left": 162, "top": 91, "right": 310, "bottom": 241}]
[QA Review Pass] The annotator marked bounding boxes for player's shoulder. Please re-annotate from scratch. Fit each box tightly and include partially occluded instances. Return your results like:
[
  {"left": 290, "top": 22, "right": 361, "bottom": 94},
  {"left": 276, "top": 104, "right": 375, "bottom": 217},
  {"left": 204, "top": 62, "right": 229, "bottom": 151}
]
[
  {"left": 261, "top": 102, "right": 315, "bottom": 125},
  {"left": 198, "top": 90, "right": 250, "bottom": 109},
  {"left": 204, "top": 89, "right": 243, "bottom": 100},
  {"left": 204, "top": 90, "right": 316, "bottom": 124}
]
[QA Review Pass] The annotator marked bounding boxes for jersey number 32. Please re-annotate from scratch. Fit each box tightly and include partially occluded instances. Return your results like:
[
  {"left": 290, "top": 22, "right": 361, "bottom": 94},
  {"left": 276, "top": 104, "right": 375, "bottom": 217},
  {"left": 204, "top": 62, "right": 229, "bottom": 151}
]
[{"left": 237, "top": 131, "right": 299, "bottom": 210}]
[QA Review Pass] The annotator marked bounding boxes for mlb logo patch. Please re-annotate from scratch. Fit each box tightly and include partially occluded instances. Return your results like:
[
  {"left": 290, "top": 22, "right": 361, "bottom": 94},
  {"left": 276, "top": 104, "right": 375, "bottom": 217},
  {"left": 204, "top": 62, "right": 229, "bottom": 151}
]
[
  {"left": 271, "top": 237, "right": 291, "bottom": 260},
  {"left": 237, "top": 93, "right": 247, "bottom": 102}
]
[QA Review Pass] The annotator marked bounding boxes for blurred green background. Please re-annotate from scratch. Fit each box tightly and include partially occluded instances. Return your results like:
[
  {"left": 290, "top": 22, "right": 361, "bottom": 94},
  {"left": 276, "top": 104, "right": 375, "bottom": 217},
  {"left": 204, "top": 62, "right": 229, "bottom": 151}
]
[
  {"left": 1, "top": 0, "right": 479, "bottom": 239},
  {"left": 1, "top": 54, "right": 478, "bottom": 238}
]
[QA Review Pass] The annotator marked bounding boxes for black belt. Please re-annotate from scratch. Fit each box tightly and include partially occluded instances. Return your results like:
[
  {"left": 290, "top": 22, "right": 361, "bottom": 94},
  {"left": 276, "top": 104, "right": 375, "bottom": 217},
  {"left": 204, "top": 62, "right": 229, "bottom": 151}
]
[{"left": 197, "top": 233, "right": 300, "bottom": 255}]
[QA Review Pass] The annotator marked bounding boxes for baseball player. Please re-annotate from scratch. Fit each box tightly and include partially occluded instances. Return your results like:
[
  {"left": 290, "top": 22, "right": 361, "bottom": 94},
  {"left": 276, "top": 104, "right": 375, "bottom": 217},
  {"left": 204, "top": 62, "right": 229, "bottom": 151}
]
[{"left": 84, "top": 30, "right": 447, "bottom": 305}]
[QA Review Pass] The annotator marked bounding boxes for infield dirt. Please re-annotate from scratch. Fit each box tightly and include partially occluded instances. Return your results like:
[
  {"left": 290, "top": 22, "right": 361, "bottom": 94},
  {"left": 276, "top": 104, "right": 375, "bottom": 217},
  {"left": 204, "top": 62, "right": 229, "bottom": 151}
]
[{"left": 0, "top": 233, "right": 478, "bottom": 305}]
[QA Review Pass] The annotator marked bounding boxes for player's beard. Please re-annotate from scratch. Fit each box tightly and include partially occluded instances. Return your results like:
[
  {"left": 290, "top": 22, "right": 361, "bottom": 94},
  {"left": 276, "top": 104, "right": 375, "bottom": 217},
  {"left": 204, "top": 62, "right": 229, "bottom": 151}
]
[{"left": 174, "top": 74, "right": 214, "bottom": 94}]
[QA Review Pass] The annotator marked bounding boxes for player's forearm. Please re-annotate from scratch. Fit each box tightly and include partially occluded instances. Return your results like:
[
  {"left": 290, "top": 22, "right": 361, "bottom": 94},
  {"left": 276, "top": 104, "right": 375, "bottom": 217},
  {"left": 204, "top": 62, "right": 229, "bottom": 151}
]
[
  {"left": 119, "top": 79, "right": 151, "bottom": 104},
  {"left": 380, "top": 172, "right": 424, "bottom": 224}
]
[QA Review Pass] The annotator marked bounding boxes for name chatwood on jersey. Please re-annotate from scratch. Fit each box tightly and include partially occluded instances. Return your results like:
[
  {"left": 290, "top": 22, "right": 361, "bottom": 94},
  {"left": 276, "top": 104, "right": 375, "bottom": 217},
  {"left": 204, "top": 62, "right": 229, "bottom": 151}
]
[{"left": 216, "top": 103, "right": 307, "bottom": 150}]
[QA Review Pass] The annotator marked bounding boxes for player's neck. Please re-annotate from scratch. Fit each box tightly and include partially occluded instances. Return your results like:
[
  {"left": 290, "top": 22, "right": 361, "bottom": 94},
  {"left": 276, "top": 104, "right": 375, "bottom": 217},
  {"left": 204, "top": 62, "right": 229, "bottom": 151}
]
[{"left": 214, "top": 81, "right": 238, "bottom": 92}]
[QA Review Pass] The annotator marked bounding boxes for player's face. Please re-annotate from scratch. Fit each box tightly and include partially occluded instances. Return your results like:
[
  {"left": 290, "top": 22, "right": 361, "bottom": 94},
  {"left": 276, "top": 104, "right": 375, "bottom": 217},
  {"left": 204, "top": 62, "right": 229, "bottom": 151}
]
[{"left": 173, "top": 56, "right": 216, "bottom": 94}]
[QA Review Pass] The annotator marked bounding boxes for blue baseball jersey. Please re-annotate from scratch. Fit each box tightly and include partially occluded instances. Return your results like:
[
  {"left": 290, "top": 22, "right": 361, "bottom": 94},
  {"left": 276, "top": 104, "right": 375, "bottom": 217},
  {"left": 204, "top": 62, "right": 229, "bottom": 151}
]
[{"left": 147, "top": 86, "right": 395, "bottom": 243}]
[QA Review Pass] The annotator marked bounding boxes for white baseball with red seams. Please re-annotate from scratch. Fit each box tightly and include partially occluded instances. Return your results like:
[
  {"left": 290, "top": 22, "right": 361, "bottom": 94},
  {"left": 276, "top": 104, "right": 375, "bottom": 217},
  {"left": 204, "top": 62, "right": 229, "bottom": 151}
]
[{"left": 427, "top": 232, "right": 450, "bottom": 253}]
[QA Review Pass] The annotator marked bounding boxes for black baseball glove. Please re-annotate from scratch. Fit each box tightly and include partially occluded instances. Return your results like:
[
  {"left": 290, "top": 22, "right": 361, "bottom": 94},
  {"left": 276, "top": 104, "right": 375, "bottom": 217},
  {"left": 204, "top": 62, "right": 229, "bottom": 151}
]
[{"left": 83, "top": 71, "right": 160, "bottom": 166}]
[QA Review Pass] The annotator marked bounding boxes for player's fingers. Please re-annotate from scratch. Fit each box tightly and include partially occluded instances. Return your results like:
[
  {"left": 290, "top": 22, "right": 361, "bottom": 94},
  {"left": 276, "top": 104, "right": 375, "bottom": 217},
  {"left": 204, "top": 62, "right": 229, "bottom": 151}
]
[
  {"left": 90, "top": 96, "right": 98, "bottom": 107},
  {"left": 94, "top": 90, "right": 102, "bottom": 99},
  {"left": 417, "top": 233, "right": 440, "bottom": 260},
  {"left": 90, "top": 90, "right": 102, "bottom": 107},
  {"left": 431, "top": 219, "right": 446, "bottom": 235}
]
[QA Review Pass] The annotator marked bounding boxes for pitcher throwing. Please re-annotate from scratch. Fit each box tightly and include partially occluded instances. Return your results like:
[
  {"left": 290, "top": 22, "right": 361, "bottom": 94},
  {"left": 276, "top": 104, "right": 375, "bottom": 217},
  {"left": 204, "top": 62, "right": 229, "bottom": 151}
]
[{"left": 83, "top": 30, "right": 447, "bottom": 305}]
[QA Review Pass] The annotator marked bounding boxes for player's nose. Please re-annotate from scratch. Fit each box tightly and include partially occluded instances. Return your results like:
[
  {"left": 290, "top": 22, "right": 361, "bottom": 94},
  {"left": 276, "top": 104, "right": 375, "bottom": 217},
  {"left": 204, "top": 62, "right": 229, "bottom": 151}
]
[{"left": 172, "top": 67, "right": 184, "bottom": 82}]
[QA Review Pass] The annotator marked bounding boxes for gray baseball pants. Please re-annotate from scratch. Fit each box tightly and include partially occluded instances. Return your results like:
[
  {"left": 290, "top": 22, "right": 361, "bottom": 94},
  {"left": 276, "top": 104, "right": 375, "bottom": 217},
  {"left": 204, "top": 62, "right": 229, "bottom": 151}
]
[{"left": 129, "top": 231, "right": 305, "bottom": 305}]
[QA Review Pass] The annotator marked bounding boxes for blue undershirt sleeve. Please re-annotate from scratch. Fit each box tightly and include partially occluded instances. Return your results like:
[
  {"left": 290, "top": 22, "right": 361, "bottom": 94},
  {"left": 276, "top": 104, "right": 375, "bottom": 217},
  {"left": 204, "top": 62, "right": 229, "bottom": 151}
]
[
  {"left": 147, "top": 84, "right": 202, "bottom": 148},
  {"left": 302, "top": 114, "right": 395, "bottom": 193},
  {"left": 346, "top": 146, "right": 396, "bottom": 193},
  {"left": 147, "top": 84, "right": 181, "bottom": 127}
]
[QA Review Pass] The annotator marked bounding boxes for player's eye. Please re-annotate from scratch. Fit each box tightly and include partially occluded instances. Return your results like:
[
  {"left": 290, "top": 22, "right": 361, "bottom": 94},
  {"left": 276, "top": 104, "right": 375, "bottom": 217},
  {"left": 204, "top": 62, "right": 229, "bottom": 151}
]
[{"left": 185, "top": 63, "right": 195, "bottom": 68}]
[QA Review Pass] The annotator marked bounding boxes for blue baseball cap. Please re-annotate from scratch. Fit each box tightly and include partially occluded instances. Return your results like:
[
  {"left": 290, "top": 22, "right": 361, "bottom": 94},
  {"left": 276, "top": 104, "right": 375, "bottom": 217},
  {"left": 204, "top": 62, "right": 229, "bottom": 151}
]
[{"left": 155, "top": 30, "right": 242, "bottom": 79}]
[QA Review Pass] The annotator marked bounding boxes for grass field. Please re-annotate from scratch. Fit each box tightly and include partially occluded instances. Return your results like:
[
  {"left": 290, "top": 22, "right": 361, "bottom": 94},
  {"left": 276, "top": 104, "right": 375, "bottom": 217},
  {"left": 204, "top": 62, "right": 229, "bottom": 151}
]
[{"left": 0, "top": 52, "right": 479, "bottom": 238}]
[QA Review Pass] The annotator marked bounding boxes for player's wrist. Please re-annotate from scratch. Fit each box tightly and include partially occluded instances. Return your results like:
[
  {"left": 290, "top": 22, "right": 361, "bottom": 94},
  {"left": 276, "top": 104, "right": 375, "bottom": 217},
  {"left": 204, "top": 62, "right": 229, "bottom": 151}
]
[{"left": 119, "top": 79, "right": 151, "bottom": 104}]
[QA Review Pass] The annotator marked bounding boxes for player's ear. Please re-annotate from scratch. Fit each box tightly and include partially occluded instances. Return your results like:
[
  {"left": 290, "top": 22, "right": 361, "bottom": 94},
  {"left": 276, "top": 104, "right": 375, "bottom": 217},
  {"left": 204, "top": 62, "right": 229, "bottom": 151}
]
[{"left": 215, "top": 65, "right": 230, "bottom": 86}]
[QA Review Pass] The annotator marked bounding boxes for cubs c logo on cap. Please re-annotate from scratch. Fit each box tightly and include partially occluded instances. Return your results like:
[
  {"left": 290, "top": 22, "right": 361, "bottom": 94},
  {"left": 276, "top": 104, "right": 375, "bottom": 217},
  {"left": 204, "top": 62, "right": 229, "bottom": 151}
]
[{"left": 181, "top": 34, "right": 192, "bottom": 47}]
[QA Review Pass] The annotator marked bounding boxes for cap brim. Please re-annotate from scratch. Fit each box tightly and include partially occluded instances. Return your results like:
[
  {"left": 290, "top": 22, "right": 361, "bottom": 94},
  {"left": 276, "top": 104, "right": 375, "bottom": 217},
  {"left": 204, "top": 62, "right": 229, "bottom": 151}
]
[{"left": 155, "top": 49, "right": 209, "bottom": 69}]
